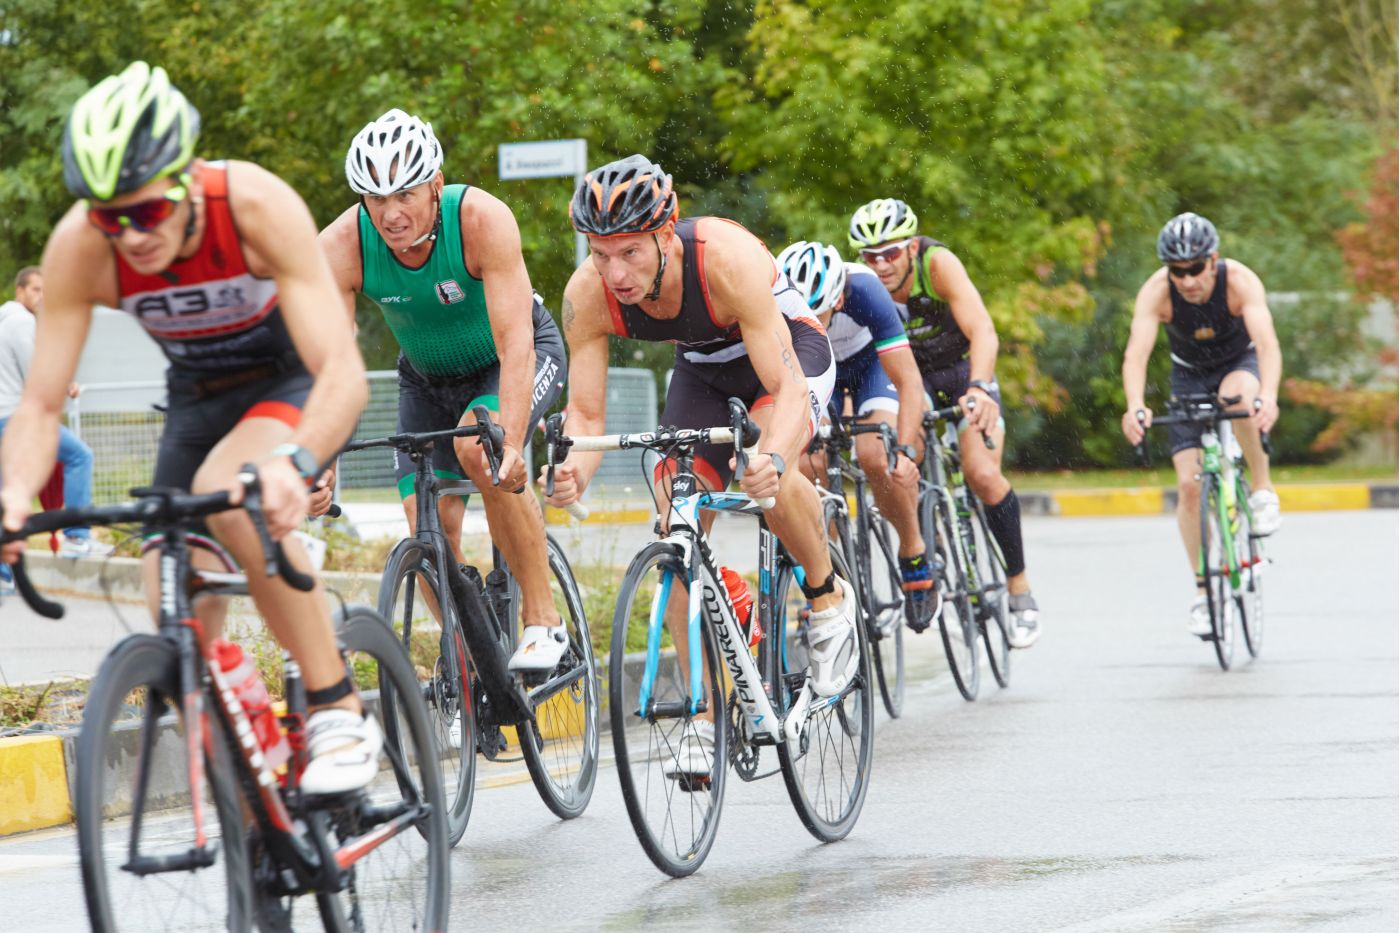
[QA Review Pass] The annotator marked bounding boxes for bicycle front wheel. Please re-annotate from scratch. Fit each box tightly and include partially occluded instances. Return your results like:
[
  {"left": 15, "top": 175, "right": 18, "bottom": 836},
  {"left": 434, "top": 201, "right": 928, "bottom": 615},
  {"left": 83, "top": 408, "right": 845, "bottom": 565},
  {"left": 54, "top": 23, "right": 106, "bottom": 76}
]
[
  {"left": 775, "top": 542, "right": 875, "bottom": 842},
  {"left": 315, "top": 605, "right": 450, "bottom": 931},
  {"left": 377, "top": 538, "right": 476, "bottom": 847},
  {"left": 968, "top": 500, "right": 1011, "bottom": 689},
  {"left": 1200, "top": 478, "right": 1236, "bottom": 670},
  {"left": 923, "top": 488, "right": 979, "bottom": 700},
  {"left": 862, "top": 508, "right": 906, "bottom": 718},
  {"left": 610, "top": 542, "right": 727, "bottom": 877},
  {"left": 76, "top": 634, "right": 252, "bottom": 933},
  {"left": 518, "top": 535, "right": 601, "bottom": 819}
]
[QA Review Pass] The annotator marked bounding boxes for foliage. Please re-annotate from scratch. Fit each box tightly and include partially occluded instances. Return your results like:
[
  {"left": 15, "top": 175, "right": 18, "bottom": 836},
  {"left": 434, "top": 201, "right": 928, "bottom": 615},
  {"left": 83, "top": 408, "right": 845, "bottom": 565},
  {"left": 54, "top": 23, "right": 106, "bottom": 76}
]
[{"left": 1336, "top": 146, "right": 1399, "bottom": 304}]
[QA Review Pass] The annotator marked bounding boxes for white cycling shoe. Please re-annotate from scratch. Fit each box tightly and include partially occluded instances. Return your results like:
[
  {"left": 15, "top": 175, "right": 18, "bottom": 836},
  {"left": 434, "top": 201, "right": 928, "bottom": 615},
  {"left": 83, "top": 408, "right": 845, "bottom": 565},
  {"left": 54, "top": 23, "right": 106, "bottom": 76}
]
[
  {"left": 1248, "top": 489, "right": 1282, "bottom": 536},
  {"left": 804, "top": 578, "right": 859, "bottom": 698},
  {"left": 1188, "top": 594, "right": 1213, "bottom": 638},
  {"left": 300, "top": 709, "right": 384, "bottom": 796},
  {"left": 662, "top": 719, "right": 716, "bottom": 780},
  {"left": 508, "top": 623, "right": 568, "bottom": 672}
]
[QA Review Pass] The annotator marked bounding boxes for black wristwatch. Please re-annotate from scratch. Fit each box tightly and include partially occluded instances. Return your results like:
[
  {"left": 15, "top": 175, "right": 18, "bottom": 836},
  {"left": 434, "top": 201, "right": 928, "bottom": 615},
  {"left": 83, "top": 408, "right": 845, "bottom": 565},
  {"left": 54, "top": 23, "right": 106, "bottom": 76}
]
[
  {"left": 270, "top": 443, "right": 320, "bottom": 487},
  {"left": 764, "top": 452, "right": 787, "bottom": 477}
]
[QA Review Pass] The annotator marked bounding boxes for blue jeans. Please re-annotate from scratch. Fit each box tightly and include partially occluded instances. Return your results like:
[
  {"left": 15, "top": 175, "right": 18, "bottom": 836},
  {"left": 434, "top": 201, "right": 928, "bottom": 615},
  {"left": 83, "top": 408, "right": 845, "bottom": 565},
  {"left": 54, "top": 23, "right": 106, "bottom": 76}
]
[{"left": 0, "top": 416, "right": 94, "bottom": 540}]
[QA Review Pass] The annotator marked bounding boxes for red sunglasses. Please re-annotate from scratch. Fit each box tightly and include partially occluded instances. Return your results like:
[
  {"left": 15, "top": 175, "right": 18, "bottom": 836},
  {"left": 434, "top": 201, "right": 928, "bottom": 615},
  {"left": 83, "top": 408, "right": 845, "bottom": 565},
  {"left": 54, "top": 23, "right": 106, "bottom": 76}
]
[{"left": 86, "top": 183, "right": 189, "bottom": 237}]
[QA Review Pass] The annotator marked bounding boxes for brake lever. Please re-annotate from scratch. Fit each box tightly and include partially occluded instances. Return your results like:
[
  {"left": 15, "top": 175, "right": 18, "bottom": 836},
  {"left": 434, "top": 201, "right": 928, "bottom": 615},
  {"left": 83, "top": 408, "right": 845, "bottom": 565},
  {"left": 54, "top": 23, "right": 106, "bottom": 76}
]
[
  {"left": 237, "top": 464, "right": 315, "bottom": 592},
  {"left": 471, "top": 405, "right": 509, "bottom": 489},
  {"left": 1134, "top": 411, "right": 1151, "bottom": 467},
  {"left": 728, "top": 397, "right": 752, "bottom": 487},
  {"left": 880, "top": 423, "right": 898, "bottom": 475},
  {"left": 965, "top": 396, "right": 996, "bottom": 450}
]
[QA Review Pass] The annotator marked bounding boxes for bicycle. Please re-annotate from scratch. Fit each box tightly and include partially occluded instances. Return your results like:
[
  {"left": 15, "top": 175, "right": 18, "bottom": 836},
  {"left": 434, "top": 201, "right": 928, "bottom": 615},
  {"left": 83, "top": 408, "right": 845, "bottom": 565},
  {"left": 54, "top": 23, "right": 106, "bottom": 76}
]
[
  {"left": 343, "top": 406, "right": 598, "bottom": 845},
  {"left": 545, "top": 398, "right": 874, "bottom": 877},
  {"left": 916, "top": 404, "right": 1011, "bottom": 701},
  {"left": 1136, "top": 393, "right": 1269, "bottom": 670},
  {"left": 808, "top": 416, "right": 906, "bottom": 719},
  {"left": 3, "top": 468, "right": 449, "bottom": 932}
]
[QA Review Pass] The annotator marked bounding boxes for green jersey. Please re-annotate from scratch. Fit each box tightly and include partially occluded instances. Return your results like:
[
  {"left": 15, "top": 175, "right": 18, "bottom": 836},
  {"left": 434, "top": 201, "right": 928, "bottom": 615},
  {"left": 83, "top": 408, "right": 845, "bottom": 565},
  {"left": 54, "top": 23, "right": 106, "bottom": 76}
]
[{"left": 359, "top": 184, "right": 496, "bottom": 377}]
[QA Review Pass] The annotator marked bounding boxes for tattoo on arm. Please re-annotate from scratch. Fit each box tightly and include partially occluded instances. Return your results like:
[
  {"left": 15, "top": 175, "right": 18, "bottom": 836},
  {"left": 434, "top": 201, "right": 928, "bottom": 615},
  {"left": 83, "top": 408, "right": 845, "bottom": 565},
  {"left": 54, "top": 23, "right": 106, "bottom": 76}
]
[
  {"left": 562, "top": 296, "right": 576, "bottom": 332},
  {"left": 779, "top": 330, "right": 800, "bottom": 383}
]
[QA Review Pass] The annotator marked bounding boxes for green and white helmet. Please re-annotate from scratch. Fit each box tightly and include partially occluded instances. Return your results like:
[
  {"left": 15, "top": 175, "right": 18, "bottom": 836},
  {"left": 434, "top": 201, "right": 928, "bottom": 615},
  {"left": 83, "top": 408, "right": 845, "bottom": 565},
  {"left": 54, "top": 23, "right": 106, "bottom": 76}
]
[
  {"left": 61, "top": 61, "right": 200, "bottom": 201},
  {"left": 848, "top": 198, "right": 918, "bottom": 249}
]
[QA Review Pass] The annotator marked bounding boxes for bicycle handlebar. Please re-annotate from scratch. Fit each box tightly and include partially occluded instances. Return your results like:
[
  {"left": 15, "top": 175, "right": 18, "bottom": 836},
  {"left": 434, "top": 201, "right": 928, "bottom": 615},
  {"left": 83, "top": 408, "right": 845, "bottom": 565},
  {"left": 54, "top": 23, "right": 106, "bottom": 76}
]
[
  {"left": 1133, "top": 395, "right": 1271, "bottom": 464},
  {"left": 543, "top": 412, "right": 589, "bottom": 521},
  {"left": 921, "top": 403, "right": 995, "bottom": 449}
]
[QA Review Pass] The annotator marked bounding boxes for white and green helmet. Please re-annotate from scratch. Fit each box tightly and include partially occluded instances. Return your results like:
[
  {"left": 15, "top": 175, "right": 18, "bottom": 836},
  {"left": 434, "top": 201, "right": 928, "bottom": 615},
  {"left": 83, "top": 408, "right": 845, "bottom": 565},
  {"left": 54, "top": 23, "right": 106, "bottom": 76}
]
[
  {"left": 61, "top": 61, "right": 200, "bottom": 201},
  {"left": 848, "top": 198, "right": 918, "bottom": 249}
]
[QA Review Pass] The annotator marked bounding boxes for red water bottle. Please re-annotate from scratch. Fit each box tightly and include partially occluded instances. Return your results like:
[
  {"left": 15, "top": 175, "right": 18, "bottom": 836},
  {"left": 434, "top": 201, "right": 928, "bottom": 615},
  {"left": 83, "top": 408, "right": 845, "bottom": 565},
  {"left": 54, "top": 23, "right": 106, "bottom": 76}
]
[
  {"left": 213, "top": 639, "right": 291, "bottom": 770},
  {"left": 720, "top": 566, "right": 760, "bottom": 648}
]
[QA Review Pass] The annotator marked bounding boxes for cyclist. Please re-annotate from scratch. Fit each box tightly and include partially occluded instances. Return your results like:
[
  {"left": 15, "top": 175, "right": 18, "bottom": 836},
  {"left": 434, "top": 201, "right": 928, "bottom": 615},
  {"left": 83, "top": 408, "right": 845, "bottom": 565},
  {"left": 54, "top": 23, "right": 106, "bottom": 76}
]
[
  {"left": 542, "top": 155, "right": 856, "bottom": 773},
  {"left": 1120, "top": 212, "right": 1282, "bottom": 636},
  {"left": 319, "top": 108, "right": 569, "bottom": 673},
  {"left": 0, "top": 62, "right": 379, "bottom": 795},
  {"left": 777, "top": 240, "right": 940, "bottom": 631},
  {"left": 848, "top": 198, "right": 1041, "bottom": 648}
]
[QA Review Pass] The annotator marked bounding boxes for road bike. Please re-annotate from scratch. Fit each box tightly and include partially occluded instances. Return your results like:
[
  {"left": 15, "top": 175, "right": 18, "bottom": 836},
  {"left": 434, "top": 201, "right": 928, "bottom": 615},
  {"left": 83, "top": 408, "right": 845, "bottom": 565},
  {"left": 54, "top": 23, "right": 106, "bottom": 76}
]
[
  {"left": 916, "top": 404, "right": 1011, "bottom": 700},
  {"left": 545, "top": 399, "right": 874, "bottom": 877},
  {"left": 3, "top": 469, "right": 448, "bottom": 932},
  {"left": 343, "top": 407, "right": 598, "bottom": 844},
  {"left": 1137, "top": 393, "right": 1268, "bottom": 669}
]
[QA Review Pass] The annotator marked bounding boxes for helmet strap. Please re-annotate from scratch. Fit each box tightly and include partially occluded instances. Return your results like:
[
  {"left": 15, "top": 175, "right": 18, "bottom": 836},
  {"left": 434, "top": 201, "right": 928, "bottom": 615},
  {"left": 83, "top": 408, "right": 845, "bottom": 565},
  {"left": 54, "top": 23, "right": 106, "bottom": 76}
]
[
  {"left": 402, "top": 193, "right": 441, "bottom": 251},
  {"left": 644, "top": 232, "right": 667, "bottom": 302}
]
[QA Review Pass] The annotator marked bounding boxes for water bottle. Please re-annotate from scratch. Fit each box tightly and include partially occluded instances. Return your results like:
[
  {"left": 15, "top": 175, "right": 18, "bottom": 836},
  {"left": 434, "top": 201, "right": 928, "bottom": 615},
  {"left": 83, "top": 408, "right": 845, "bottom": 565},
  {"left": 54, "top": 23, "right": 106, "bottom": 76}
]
[
  {"left": 213, "top": 639, "right": 291, "bottom": 770},
  {"left": 720, "top": 566, "right": 760, "bottom": 648}
]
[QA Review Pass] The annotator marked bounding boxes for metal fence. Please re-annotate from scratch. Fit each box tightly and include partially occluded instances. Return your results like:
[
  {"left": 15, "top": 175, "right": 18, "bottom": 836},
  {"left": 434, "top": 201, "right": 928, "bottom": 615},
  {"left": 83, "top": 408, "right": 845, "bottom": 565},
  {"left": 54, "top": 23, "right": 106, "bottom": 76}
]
[{"left": 67, "top": 367, "right": 660, "bottom": 504}]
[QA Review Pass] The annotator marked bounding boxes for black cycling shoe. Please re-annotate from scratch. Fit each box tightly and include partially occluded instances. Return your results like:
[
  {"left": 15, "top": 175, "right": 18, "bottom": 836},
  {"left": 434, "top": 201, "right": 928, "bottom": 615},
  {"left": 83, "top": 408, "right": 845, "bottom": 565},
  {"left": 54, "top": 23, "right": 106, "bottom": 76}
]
[{"left": 900, "top": 554, "right": 940, "bottom": 633}]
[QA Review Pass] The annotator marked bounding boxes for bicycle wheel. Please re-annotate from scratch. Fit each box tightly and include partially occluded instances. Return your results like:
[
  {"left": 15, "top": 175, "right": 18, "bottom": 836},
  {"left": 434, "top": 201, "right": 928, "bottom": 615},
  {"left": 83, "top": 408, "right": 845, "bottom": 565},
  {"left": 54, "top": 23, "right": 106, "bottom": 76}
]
[
  {"left": 923, "top": 488, "right": 979, "bottom": 700},
  {"left": 862, "top": 506, "right": 906, "bottom": 718},
  {"left": 1200, "top": 478, "right": 1236, "bottom": 670},
  {"left": 1238, "top": 483, "right": 1265, "bottom": 658},
  {"left": 968, "top": 501, "right": 1011, "bottom": 689},
  {"left": 518, "top": 535, "right": 601, "bottom": 819},
  {"left": 610, "top": 541, "right": 727, "bottom": 877},
  {"left": 377, "top": 538, "right": 475, "bottom": 847},
  {"left": 775, "top": 541, "right": 874, "bottom": 842},
  {"left": 76, "top": 634, "right": 252, "bottom": 933},
  {"left": 315, "top": 605, "right": 450, "bottom": 931}
]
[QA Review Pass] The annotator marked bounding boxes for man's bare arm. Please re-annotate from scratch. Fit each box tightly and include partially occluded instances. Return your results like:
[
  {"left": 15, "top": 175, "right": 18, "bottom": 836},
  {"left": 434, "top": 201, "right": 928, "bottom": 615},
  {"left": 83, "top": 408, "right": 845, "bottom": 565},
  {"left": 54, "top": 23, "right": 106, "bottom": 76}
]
[
  {"left": 930, "top": 250, "right": 998, "bottom": 383},
  {"left": 549, "top": 269, "right": 612, "bottom": 497},
  {"left": 1123, "top": 276, "right": 1166, "bottom": 413},
  {"left": 880, "top": 346, "right": 925, "bottom": 453},
  {"left": 317, "top": 205, "right": 365, "bottom": 326}
]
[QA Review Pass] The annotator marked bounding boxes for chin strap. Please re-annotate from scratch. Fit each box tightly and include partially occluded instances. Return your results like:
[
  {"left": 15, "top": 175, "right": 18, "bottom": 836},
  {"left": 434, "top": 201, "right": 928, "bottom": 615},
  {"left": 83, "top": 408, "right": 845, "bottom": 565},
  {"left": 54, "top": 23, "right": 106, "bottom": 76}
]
[
  {"left": 400, "top": 195, "right": 442, "bottom": 251},
  {"left": 643, "top": 232, "right": 666, "bottom": 301}
]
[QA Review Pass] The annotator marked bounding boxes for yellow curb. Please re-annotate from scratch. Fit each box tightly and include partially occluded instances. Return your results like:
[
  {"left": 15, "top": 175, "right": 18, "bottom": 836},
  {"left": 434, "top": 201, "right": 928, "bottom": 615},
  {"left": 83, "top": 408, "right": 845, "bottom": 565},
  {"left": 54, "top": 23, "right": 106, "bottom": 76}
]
[
  {"left": 1276, "top": 483, "right": 1370, "bottom": 511},
  {"left": 1052, "top": 487, "right": 1164, "bottom": 517},
  {"left": 0, "top": 735, "right": 72, "bottom": 836},
  {"left": 544, "top": 506, "right": 655, "bottom": 526}
]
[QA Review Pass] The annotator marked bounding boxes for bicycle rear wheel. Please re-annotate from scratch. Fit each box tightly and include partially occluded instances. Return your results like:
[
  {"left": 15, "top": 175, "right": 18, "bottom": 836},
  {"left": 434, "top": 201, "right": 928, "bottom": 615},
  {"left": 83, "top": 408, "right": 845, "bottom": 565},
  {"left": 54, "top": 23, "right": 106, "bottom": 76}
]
[
  {"left": 1200, "top": 478, "right": 1236, "bottom": 670},
  {"left": 315, "top": 605, "right": 450, "bottom": 931},
  {"left": 968, "top": 500, "right": 1011, "bottom": 689},
  {"left": 76, "top": 634, "right": 252, "bottom": 933},
  {"left": 518, "top": 535, "right": 601, "bottom": 819},
  {"left": 923, "top": 488, "right": 979, "bottom": 700},
  {"left": 863, "top": 507, "right": 906, "bottom": 718},
  {"left": 610, "top": 542, "right": 727, "bottom": 877},
  {"left": 775, "top": 543, "right": 875, "bottom": 842},
  {"left": 377, "top": 538, "right": 475, "bottom": 847}
]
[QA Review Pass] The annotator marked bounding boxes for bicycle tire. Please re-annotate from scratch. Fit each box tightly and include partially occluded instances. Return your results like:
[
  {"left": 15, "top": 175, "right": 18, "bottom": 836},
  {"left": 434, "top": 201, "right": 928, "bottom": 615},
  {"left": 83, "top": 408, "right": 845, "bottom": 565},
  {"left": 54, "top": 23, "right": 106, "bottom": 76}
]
[
  {"left": 518, "top": 535, "right": 601, "bottom": 819},
  {"left": 968, "top": 500, "right": 1011, "bottom": 689},
  {"left": 610, "top": 541, "right": 728, "bottom": 877},
  {"left": 377, "top": 537, "right": 476, "bottom": 847},
  {"left": 923, "top": 487, "right": 979, "bottom": 700},
  {"left": 863, "top": 507, "right": 906, "bottom": 718},
  {"left": 1238, "top": 479, "right": 1265, "bottom": 658},
  {"left": 316, "top": 605, "right": 450, "bottom": 932},
  {"left": 77, "top": 633, "right": 253, "bottom": 933},
  {"left": 1200, "top": 477, "right": 1236, "bottom": 670}
]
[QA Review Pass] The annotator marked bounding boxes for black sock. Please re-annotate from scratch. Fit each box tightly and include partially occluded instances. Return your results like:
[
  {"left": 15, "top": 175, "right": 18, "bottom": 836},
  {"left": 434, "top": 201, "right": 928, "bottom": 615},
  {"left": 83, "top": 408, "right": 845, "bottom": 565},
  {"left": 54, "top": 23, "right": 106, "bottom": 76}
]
[{"left": 983, "top": 489, "right": 1026, "bottom": 578}]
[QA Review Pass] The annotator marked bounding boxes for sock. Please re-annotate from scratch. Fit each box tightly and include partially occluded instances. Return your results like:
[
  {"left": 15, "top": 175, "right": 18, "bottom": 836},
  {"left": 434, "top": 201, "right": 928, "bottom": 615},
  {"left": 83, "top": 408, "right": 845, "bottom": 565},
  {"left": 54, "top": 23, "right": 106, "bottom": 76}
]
[{"left": 983, "top": 489, "right": 1026, "bottom": 578}]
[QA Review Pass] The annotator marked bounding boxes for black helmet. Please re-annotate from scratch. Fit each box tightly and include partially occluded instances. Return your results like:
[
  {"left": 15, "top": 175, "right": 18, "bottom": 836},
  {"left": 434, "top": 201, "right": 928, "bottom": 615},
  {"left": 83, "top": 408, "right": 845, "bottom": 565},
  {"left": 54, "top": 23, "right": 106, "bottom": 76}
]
[
  {"left": 570, "top": 155, "right": 677, "bottom": 237},
  {"left": 1156, "top": 212, "right": 1219, "bottom": 263}
]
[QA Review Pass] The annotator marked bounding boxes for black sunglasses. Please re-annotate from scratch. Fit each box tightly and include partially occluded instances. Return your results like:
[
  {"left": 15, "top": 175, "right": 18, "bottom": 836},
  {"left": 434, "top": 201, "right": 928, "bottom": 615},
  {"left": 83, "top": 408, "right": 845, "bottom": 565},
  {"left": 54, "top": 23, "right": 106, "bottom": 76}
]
[{"left": 1167, "top": 259, "right": 1210, "bottom": 278}]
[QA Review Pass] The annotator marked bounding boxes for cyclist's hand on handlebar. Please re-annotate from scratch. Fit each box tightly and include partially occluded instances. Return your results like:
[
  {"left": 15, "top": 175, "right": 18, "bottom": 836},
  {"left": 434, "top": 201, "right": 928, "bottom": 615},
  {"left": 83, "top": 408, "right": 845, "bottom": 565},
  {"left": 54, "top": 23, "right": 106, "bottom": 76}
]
[
  {"left": 538, "top": 459, "right": 584, "bottom": 507},
  {"left": 960, "top": 389, "right": 999, "bottom": 436},
  {"left": 1252, "top": 396, "right": 1279, "bottom": 434},
  {"left": 892, "top": 449, "right": 920, "bottom": 488},
  {"left": 488, "top": 444, "right": 528, "bottom": 492},
  {"left": 307, "top": 467, "right": 337, "bottom": 518},
  {"left": 253, "top": 457, "right": 310, "bottom": 541},
  {"left": 0, "top": 485, "right": 32, "bottom": 563},
  {"left": 733, "top": 452, "right": 782, "bottom": 501},
  {"left": 1122, "top": 407, "right": 1151, "bottom": 445}
]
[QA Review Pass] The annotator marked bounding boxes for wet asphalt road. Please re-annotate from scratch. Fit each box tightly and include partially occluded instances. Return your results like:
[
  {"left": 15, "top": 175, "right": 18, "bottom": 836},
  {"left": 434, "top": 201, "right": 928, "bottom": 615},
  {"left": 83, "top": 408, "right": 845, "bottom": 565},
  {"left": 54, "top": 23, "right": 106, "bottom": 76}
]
[{"left": 0, "top": 509, "right": 1395, "bottom": 930}]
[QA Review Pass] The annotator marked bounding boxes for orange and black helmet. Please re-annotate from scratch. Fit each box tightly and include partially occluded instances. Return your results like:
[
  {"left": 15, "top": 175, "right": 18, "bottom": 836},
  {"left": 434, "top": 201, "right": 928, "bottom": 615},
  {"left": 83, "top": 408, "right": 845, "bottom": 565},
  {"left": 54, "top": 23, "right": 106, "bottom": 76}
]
[{"left": 570, "top": 154, "right": 677, "bottom": 236}]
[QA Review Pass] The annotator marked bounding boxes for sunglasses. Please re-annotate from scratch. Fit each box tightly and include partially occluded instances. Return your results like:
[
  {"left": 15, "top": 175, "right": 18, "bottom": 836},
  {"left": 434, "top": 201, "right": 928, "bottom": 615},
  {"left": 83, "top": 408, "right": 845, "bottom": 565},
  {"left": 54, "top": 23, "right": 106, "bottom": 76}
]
[
  {"left": 1166, "top": 259, "right": 1210, "bottom": 278},
  {"left": 859, "top": 238, "right": 913, "bottom": 265},
  {"left": 86, "top": 183, "right": 189, "bottom": 237}
]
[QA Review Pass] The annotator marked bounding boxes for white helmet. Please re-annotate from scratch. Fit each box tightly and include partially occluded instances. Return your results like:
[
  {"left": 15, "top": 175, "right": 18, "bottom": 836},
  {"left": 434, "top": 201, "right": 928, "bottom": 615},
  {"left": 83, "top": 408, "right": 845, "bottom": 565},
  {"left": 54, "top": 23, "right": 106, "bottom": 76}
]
[
  {"left": 776, "top": 240, "right": 848, "bottom": 315},
  {"left": 345, "top": 108, "right": 443, "bottom": 195}
]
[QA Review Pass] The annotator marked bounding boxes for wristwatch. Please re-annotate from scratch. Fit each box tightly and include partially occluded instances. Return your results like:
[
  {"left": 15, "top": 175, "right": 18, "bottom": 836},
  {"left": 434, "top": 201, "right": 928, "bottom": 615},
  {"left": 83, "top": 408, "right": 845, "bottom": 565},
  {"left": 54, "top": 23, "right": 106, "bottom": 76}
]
[
  {"left": 764, "top": 452, "right": 787, "bottom": 477},
  {"left": 270, "top": 443, "right": 319, "bottom": 486},
  {"left": 968, "top": 379, "right": 999, "bottom": 397}
]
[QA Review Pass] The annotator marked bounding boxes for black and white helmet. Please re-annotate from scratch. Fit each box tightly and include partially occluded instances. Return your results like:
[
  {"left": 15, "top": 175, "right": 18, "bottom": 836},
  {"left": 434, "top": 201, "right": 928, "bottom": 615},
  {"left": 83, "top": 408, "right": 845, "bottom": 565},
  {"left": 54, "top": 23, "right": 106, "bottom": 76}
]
[
  {"left": 776, "top": 240, "right": 847, "bottom": 314},
  {"left": 345, "top": 109, "right": 443, "bottom": 195},
  {"left": 1156, "top": 212, "right": 1219, "bottom": 263}
]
